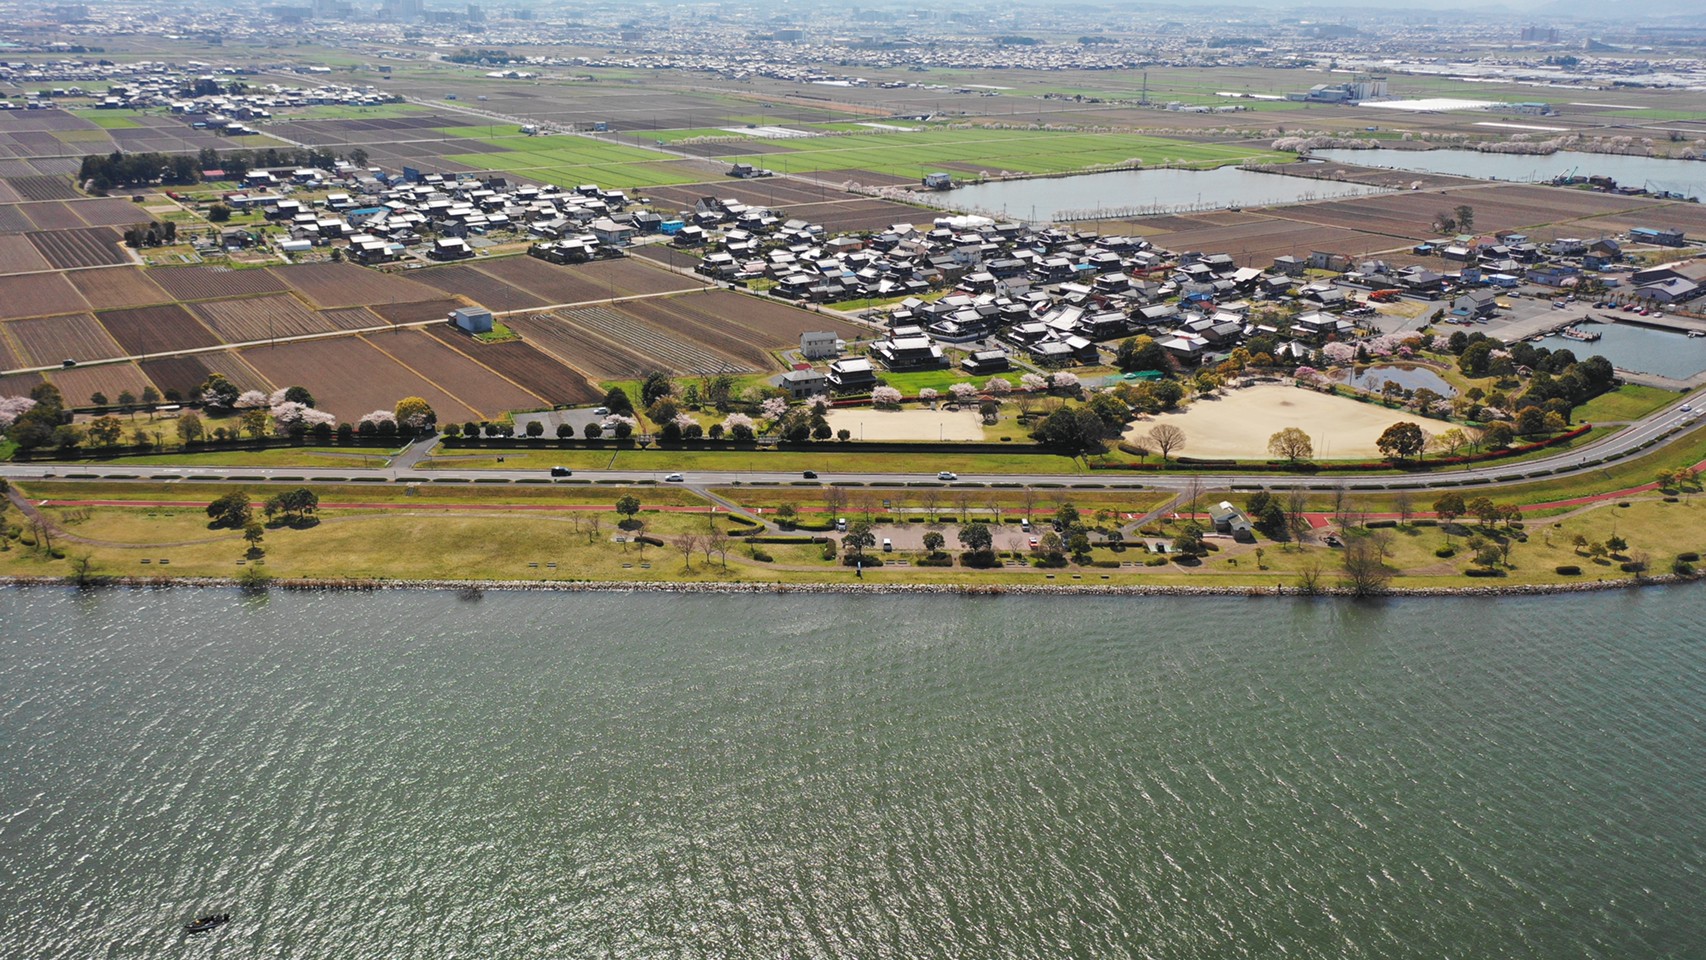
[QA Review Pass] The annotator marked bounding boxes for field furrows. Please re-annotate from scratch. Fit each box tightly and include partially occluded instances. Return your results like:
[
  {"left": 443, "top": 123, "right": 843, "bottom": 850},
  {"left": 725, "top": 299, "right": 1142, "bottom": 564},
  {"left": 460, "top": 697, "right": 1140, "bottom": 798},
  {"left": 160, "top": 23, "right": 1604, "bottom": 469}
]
[
  {"left": 362, "top": 329, "right": 542, "bottom": 418},
  {"left": 69, "top": 267, "right": 170, "bottom": 310},
  {"left": 241, "top": 338, "right": 479, "bottom": 425},
  {"left": 509, "top": 312, "right": 679, "bottom": 379},
  {"left": 97, "top": 304, "right": 221, "bottom": 355},
  {"left": 189, "top": 294, "right": 336, "bottom": 342},
  {"left": 559, "top": 306, "right": 757, "bottom": 374},
  {"left": 609, "top": 299, "right": 776, "bottom": 369},
  {"left": 27, "top": 227, "right": 129, "bottom": 269},
  {"left": 150, "top": 266, "right": 290, "bottom": 301},
  {"left": 5, "top": 313, "right": 123, "bottom": 366}
]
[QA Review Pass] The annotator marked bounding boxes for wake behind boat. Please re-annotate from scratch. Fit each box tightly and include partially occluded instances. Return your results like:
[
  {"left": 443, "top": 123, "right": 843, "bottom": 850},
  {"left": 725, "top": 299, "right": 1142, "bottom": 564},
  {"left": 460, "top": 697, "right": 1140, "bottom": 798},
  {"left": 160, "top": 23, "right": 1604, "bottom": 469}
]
[{"left": 184, "top": 913, "right": 230, "bottom": 934}]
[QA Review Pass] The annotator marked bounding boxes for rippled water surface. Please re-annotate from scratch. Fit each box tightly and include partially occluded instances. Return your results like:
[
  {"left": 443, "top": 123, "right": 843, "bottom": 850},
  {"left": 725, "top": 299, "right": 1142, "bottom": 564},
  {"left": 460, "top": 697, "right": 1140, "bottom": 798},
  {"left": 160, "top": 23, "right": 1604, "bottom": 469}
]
[{"left": 2, "top": 588, "right": 1703, "bottom": 958}]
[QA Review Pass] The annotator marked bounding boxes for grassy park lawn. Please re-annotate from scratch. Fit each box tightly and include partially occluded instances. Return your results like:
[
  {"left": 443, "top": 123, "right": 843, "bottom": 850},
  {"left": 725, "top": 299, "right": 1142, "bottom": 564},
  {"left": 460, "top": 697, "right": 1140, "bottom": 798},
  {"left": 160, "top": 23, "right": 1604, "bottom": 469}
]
[{"left": 1572, "top": 385, "right": 1684, "bottom": 423}]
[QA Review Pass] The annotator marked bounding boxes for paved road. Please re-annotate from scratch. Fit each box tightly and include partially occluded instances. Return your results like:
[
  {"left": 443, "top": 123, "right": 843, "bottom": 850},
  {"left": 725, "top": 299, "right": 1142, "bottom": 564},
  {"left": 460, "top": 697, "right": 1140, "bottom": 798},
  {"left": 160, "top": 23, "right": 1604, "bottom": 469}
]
[{"left": 3, "top": 395, "right": 1699, "bottom": 495}]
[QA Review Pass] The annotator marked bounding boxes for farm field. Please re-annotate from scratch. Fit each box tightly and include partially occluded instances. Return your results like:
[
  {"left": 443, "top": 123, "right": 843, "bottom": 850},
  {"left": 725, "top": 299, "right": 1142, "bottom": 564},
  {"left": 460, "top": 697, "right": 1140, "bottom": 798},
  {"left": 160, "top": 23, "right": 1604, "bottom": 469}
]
[
  {"left": 504, "top": 312, "right": 659, "bottom": 380},
  {"left": 642, "top": 289, "right": 864, "bottom": 344},
  {"left": 6, "top": 313, "right": 126, "bottom": 366},
  {"left": 96, "top": 304, "right": 222, "bottom": 355},
  {"left": 69, "top": 267, "right": 171, "bottom": 311},
  {"left": 269, "top": 261, "right": 444, "bottom": 309},
  {"left": 426, "top": 327, "right": 602, "bottom": 405},
  {"left": 0, "top": 330, "right": 18, "bottom": 372},
  {"left": 411, "top": 264, "right": 551, "bottom": 312},
  {"left": 775, "top": 198, "right": 932, "bottom": 232},
  {"left": 139, "top": 351, "right": 274, "bottom": 399},
  {"left": 240, "top": 337, "right": 481, "bottom": 425},
  {"left": 26, "top": 227, "right": 130, "bottom": 269},
  {"left": 439, "top": 131, "right": 721, "bottom": 189},
  {"left": 717, "top": 128, "right": 1289, "bottom": 179},
  {"left": 362, "top": 329, "right": 544, "bottom": 417},
  {"left": 0, "top": 272, "right": 90, "bottom": 320},
  {"left": 469, "top": 255, "right": 702, "bottom": 305},
  {"left": 0, "top": 234, "right": 50, "bottom": 272},
  {"left": 189, "top": 294, "right": 342, "bottom": 343},
  {"left": 372, "top": 298, "right": 463, "bottom": 324},
  {"left": 149, "top": 265, "right": 291, "bottom": 301},
  {"left": 48, "top": 362, "right": 155, "bottom": 406}
]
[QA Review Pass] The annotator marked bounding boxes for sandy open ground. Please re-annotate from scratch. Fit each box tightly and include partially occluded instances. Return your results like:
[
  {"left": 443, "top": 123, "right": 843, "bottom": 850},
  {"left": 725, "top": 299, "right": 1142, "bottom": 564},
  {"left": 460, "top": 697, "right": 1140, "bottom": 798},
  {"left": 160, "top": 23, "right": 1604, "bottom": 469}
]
[
  {"left": 1125, "top": 384, "right": 1458, "bottom": 460},
  {"left": 826, "top": 406, "right": 987, "bottom": 441}
]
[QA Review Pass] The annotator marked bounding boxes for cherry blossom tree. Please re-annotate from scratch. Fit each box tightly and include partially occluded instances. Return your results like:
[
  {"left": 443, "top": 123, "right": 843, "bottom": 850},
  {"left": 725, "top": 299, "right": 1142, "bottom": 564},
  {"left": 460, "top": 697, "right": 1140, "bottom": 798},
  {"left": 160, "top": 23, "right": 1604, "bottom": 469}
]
[
  {"left": 1322, "top": 342, "right": 1357, "bottom": 365},
  {"left": 760, "top": 396, "right": 790, "bottom": 421},
  {"left": 871, "top": 386, "right": 903, "bottom": 408},
  {"left": 722, "top": 412, "right": 756, "bottom": 440},
  {"left": 1020, "top": 373, "right": 1049, "bottom": 392},
  {"left": 918, "top": 387, "right": 939, "bottom": 401},
  {"left": 986, "top": 377, "right": 1013, "bottom": 395},
  {"left": 1049, "top": 372, "right": 1080, "bottom": 393},
  {"left": 949, "top": 382, "right": 978, "bottom": 402},
  {"left": 358, "top": 410, "right": 396, "bottom": 428},
  {"left": 235, "top": 389, "right": 270, "bottom": 409},
  {"left": 0, "top": 395, "right": 35, "bottom": 431}
]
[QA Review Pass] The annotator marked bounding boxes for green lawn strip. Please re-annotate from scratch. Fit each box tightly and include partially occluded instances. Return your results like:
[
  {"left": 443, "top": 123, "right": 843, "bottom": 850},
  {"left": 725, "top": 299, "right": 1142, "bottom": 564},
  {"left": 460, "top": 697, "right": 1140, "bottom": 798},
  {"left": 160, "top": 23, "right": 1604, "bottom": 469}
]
[
  {"left": 1446, "top": 428, "right": 1706, "bottom": 506},
  {"left": 711, "top": 485, "right": 1172, "bottom": 518},
  {"left": 14, "top": 479, "right": 710, "bottom": 510},
  {"left": 81, "top": 112, "right": 145, "bottom": 129},
  {"left": 284, "top": 103, "right": 429, "bottom": 121},
  {"left": 418, "top": 443, "right": 1085, "bottom": 475},
  {"left": 1572, "top": 384, "right": 1685, "bottom": 423}
]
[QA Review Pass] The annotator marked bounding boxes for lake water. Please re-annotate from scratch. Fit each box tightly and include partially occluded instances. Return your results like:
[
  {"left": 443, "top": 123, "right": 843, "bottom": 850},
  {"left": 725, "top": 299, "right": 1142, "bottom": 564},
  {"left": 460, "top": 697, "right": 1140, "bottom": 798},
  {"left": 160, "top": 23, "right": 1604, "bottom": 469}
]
[
  {"left": 927, "top": 165, "right": 1390, "bottom": 221},
  {"left": 1343, "top": 363, "right": 1458, "bottom": 396},
  {"left": 1538, "top": 321, "right": 1706, "bottom": 379},
  {"left": 3, "top": 587, "right": 1704, "bottom": 958},
  {"left": 1312, "top": 148, "right": 1706, "bottom": 200}
]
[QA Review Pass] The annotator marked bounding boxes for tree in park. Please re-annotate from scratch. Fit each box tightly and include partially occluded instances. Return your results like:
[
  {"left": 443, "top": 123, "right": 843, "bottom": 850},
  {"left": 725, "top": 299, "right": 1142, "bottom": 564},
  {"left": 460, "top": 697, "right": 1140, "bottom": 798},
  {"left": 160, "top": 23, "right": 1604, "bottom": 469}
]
[
  {"left": 1267, "top": 427, "right": 1313, "bottom": 463},
  {"left": 843, "top": 520, "right": 876, "bottom": 559},
  {"left": 1115, "top": 335, "right": 1171, "bottom": 374},
  {"left": 117, "top": 390, "right": 137, "bottom": 412},
  {"left": 1606, "top": 533, "right": 1628, "bottom": 556},
  {"left": 243, "top": 520, "right": 266, "bottom": 557},
  {"left": 614, "top": 495, "right": 641, "bottom": 527},
  {"left": 87, "top": 416, "right": 124, "bottom": 447},
  {"left": 1148, "top": 423, "right": 1186, "bottom": 461},
  {"left": 1482, "top": 421, "right": 1515, "bottom": 449},
  {"left": 957, "top": 521, "right": 995, "bottom": 556},
  {"left": 205, "top": 490, "right": 252, "bottom": 529},
  {"left": 922, "top": 531, "right": 946, "bottom": 556},
  {"left": 1171, "top": 521, "right": 1205, "bottom": 559},
  {"left": 1433, "top": 492, "right": 1466, "bottom": 530},
  {"left": 1376, "top": 421, "right": 1425, "bottom": 462},
  {"left": 177, "top": 411, "right": 206, "bottom": 445},
  {"left": 640, "top": 371, "right": 674, "bottom": 408},
  {"left": 602, "top": 385, "right": 634, "bottom": 417},
  {"left": 240, "top": 409, "right": 269, "bottom": 440},
  {"left": 283, "top": 385, "right": 315, "bottom": 407},
  {"left": 1466, "top": 496, "right": 1500, "bottom": 528},
  {"left": 394, "top": 396, "right": 436, "bottom": 431},
  {"left": 675, "top": 532, "right": 700, "bottom": 572},
  {"left": 556, "top": 423, "right": 574, "bottom": 439},
  {"left": 1340, "top": 534, "right": 1392, "bottom": 597},
  {"left": 90, "top": 391, "right": 109, "bottom": 411},
  {"left": 1034, "top": 406, "right": 1107, "bottom": 456},
  {"left": 525, "top": 420, "right": 544, "bottom": 438},
  {"left": 583, "top": 422, "right": 603, "bottom": 439}
]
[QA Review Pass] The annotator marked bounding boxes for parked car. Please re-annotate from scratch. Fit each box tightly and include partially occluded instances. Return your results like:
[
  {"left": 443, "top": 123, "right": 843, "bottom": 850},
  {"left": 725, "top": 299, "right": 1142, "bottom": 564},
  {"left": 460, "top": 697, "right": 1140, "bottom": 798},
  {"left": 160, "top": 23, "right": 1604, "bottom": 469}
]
[
  {"left": 882, "top": 538, "right": 893, "bottom": 552},
  {"left": 835, "top": 517, "right": 848, "bottom": 532},
  {"left": 592, "top": 406, "right": 610, "bottom": 415},
  {"left": 664, "top": 472, "right": 684, "bottom": 482},
  {"left": 1028, "top": 537, "right": 1039, "bottom": 549},
  {"left": 549, "top": 466, "right": 572, "bottom": 477}
]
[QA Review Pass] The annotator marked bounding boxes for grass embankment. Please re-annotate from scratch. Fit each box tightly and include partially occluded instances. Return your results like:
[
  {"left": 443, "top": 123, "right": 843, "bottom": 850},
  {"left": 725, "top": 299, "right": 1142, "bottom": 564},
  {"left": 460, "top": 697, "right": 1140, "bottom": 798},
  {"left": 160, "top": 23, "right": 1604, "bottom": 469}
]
[
  {"left": 1571, "top": 385, "right": 1683, "bottom": 423},
  {"left": 420, "top": 444, "right": 1091, "bottom": 476},
  {"left": 44, "top": 448, "right": 402, "bottom": 469},
  {"left": 6, "top": 481, "right": 1700, "bottom": 591}
]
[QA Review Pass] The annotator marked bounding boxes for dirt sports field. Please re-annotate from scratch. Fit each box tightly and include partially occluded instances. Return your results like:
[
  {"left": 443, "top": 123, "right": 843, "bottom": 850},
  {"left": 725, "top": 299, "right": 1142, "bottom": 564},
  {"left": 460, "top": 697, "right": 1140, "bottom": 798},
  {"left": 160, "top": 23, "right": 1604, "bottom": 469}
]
[{"left": 1127, "top": 384, "right": 1458, "bottom": 460}]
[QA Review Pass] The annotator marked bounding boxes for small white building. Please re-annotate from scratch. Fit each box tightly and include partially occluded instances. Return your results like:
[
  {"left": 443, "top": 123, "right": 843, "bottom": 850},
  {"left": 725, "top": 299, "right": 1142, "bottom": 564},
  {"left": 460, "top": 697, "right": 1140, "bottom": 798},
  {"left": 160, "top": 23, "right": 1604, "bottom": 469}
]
[{"left": 800, "top": 331, "right": 841, "bottom": 359}]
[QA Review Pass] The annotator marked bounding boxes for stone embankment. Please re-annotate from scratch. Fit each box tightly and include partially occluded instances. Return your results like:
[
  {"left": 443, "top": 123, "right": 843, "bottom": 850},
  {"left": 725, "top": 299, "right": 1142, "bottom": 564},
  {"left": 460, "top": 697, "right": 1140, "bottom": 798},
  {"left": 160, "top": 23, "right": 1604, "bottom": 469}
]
[{"left": 1, "top": 574, "right": 1698, "bottom": 598}]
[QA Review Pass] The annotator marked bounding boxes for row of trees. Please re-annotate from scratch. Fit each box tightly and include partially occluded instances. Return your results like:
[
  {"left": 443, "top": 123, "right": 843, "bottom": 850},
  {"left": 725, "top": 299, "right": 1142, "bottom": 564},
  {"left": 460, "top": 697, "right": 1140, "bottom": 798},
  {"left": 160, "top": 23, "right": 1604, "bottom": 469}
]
[{"left": 80, "top": 145, "right": 368, "bottom": 193}]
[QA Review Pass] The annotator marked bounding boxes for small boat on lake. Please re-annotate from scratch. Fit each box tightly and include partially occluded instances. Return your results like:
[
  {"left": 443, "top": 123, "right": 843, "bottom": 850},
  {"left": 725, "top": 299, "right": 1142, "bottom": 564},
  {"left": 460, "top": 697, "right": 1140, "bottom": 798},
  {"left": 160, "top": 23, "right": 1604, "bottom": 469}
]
[{"left": 184, "top": 913, "right": 230, "bottom": 934}]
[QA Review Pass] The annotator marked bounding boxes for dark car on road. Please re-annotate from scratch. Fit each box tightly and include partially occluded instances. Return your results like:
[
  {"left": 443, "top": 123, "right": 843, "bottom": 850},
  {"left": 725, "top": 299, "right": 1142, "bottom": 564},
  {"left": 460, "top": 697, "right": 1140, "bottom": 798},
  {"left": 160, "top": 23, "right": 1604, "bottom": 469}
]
[
  {"left": 802, "top": 470, "right": 818, "bottom": 479},
  {"left": 550, "top": 466, "right": 572, "bottom": 477}
]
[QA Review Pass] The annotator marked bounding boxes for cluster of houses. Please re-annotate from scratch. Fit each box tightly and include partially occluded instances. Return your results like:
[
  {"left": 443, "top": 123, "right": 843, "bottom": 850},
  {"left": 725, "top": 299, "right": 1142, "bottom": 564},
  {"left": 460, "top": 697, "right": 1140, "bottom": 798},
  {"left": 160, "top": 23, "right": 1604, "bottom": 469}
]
[{"left": 222, "top": 169, "right": 644, "bottom": 263}]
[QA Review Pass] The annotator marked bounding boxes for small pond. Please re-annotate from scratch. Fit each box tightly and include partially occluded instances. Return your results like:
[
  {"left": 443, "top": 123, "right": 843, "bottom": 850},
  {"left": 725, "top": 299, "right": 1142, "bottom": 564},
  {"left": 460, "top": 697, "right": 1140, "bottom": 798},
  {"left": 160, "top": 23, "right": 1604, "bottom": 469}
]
[
  {"left": 1342, "top": 364, "right": 1458, "bottom": 397},
  {"left": 922, "top": 164, "right": 1391, "bottom": 220}
]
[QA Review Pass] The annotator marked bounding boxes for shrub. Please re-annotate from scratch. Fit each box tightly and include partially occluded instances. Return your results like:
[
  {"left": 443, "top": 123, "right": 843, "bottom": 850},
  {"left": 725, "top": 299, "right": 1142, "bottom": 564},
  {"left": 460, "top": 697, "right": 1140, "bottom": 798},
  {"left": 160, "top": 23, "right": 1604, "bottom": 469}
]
[
  {"left": 1678, "top": 551, "right": 1700, "bottom": 562},
  {"left": 1365, "top": 519, "right": 1397, "bottom": 529},
  {"left": 1555, "top": 564, "right": 1582, "bottom": 575},
  {"left": 1619, "top": 561, "right": 1646, "bottom": 573},
  {"left": 841, "top": 555, "right": 883, "bottom": 567},
  {"left": 916, "top": 555, "right": 954, "bottom": 567},
  {"left": 1673, "top": 558, "right": 1696, "bottom": 576},
  {"left": 749, "top": 549, "right": 774, "bottom": 563},
  {"left": 635, "top": 535, "right": 665, "bottom": 547},
  {"left": 1144, "top": 556, "right": 1169, "bottom": 567},
  {"left": 1034, "top": 555, "right": 1070, "bottom": 568},
  {"left": 1435, "top": 547, "right": 1456, "bottom": 558},
  {"left": 959, "top": 551, "right": 1000, "bottom": 568},
  {"left": 1464, "top": 567, "right": 1502, "bottom": 577},
  {"left": 1090, "top": 560, "right": 1120, "bottom": 568}
]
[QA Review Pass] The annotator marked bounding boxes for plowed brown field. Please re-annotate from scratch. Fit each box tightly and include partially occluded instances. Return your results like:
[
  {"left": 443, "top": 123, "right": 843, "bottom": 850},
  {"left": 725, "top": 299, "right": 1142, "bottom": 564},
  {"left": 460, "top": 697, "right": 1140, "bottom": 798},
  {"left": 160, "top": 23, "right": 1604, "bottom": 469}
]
[
  {"left": 6, "top": 313, "right": 126, "bottom": 366},
  {"left": 0, "top": 234, "right": 49, "bottom": 273},
  {"left": 363, "top": 329, "right": 542, "bottom": 417},
  {"left": 97, "top": 304, "right": 221, "bottom": 355},
  {"left": 475, "top": 256, "right": 700, "bottom": 304},
  {"left": 150, "top": 266, "right": 290, "bottom": 301},
  {"left": 0, "top": 273, "right": 89, "bottom": 320},
  {"left": 70, "top": 267, "right": 170, "bottom": 310},
  {"left": 241, "top": 338, "right": 479, "bottom": 424},
  {"left": 427, "top": 327, "right": 600, "bottom": 405},
  {"left": 372, "top": 298, "right": 462, "bottom": 324},
  {"left": 190, "top": 294, "right": 337, "bottom": 343},
  {"left": 413, "top": 264, "right": 549, "bottom": 312},
  {"left": 269, "top": 261, "right": 443, "bottom": 309},
  {"left": 26, "top": 227, "right": 129, "bottom": 269},
  {"left": 51, "top": 362, "right": 155, "bottom": 408}
]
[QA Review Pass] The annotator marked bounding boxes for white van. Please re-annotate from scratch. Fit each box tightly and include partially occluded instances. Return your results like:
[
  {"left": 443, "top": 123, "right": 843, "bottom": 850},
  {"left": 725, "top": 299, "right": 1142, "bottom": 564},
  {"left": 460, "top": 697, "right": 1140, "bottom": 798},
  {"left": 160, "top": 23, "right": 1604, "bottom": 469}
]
[
  {"left": 835, "top": 517, "right": 848, "bottom": 532},
  {"left": 882, "top": 538, "right": 893, "bottom": 552}
]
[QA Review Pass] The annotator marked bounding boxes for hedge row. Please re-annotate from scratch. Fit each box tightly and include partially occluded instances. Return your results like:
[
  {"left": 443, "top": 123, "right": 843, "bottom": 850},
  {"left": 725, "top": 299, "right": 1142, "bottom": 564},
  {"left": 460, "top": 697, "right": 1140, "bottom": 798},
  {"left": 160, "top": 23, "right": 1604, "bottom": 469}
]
[{"left": 1091, "top": 425, "right": 1593, "bottom": 473}]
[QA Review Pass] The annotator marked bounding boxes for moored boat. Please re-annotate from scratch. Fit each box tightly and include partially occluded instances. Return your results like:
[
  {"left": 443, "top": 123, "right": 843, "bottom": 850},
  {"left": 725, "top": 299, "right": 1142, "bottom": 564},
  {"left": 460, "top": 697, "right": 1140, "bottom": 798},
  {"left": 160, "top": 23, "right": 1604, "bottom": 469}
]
[{"left": 184, "top": 913, "right": 230, "bottom": 934}]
